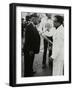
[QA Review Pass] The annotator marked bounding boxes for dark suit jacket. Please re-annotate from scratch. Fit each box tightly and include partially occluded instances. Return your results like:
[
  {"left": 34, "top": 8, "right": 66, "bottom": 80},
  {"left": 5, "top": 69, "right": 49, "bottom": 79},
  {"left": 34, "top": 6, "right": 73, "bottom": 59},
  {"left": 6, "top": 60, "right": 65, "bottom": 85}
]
[{"left": 24, "top": 23, "right": 40, "bottom": 54}]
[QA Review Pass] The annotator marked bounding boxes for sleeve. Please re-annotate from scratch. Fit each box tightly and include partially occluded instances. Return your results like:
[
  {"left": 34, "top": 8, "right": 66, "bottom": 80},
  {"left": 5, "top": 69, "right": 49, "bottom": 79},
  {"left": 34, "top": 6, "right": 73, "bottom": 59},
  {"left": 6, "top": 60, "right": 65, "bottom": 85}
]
[
  {"left": 42, "top": 27, "right": 56, "bottom": 37},
  {"left": 25, "top": 24, "right": 34, "bottom": 52},
  {"left": 51, "top": 31, "right": 60, "bottom": 59},
  {"left": 51, "top": 42, "right": 60, "bottom": 59}
]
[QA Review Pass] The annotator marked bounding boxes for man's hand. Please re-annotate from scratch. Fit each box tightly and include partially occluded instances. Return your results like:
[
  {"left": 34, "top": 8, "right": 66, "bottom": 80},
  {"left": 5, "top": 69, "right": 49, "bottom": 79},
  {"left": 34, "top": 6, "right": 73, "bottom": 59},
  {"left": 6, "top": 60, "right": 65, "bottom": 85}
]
[
  {"left": 48, "top": 46, "right": 52, "bottom": 50},
  {"left": 49, "top": 57, "right": 54, "bottom": 63}
]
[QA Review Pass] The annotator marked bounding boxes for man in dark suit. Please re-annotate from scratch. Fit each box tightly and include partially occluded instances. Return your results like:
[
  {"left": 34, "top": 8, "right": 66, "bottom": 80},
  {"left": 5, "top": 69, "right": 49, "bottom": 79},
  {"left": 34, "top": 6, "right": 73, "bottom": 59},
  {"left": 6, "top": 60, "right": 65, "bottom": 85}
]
[{"left": 23, "top": 14, "right": 40, "bottom": 77}]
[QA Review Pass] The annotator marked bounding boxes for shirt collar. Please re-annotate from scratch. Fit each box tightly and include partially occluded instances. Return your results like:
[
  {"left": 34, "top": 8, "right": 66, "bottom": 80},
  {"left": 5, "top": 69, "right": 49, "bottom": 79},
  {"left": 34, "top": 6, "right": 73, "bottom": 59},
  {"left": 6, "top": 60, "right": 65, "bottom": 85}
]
[{"left": 57, "top": 24, "right": 64, "bottom": 30}]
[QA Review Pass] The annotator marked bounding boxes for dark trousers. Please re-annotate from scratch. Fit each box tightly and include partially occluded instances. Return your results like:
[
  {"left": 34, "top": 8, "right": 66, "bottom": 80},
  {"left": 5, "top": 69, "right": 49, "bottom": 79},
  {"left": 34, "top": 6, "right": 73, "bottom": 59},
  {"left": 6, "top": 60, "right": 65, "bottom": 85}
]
[
  {"left": 24, "top": 52, "right": 35, "bottom": 77},
  {"left": 42, "top": 37, "right": 53, "bottom": 65}
]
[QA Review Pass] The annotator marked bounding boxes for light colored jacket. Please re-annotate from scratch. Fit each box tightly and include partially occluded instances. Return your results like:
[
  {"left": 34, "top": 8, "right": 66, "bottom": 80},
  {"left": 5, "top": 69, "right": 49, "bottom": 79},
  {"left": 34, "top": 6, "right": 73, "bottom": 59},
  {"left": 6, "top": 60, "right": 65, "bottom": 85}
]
[
  {"left": 37, "top": 18, "right": 54, "bottom": 36},
  {"left": 51, "top": 25, "right": 64, "bottom": 60}
]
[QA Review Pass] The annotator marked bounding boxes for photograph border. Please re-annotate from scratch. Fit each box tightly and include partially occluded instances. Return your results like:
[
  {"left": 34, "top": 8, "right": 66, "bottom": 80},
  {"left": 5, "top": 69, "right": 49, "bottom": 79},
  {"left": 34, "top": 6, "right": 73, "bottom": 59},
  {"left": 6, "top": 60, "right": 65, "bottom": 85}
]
[{"left": 9, "top": 3, "right": 71, "bottom": 87}]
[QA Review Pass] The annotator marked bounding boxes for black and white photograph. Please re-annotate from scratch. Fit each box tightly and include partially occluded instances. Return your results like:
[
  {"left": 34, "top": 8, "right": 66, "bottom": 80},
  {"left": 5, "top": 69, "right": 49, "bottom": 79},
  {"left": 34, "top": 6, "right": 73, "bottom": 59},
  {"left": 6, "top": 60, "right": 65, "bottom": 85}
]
[
  {"left": 10, "top": 3, "right": 71, "bottom": 87},
  {"left": 21, "top": 12, "right": 64, "bottom": 77}
]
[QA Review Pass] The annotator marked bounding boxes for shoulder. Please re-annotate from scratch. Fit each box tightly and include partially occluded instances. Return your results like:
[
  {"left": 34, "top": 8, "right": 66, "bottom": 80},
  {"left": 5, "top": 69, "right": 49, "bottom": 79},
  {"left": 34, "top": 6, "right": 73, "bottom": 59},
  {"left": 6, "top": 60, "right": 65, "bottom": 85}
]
[{"left": 26, "top": 22, "right": 33, "bottom": 29}]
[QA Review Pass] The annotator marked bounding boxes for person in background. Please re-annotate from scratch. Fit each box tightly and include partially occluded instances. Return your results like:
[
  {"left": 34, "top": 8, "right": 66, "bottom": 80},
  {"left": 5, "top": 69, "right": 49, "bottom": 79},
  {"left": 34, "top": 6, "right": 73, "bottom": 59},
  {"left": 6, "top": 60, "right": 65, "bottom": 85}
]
[
  {"left": 22, "top": 15, "right": 31, "bottom": 54},
  {"left": 23, "top": 13, "right": 40, "bottom": 77},
  {"left": 21, "top": 18, "right": 25, "bottom": 38},
  {"left": 38, "top": 14, "right": 54, "bottom": 68},
  {"left": 49, "top": 15, "right": 64, "bottom": 75}
]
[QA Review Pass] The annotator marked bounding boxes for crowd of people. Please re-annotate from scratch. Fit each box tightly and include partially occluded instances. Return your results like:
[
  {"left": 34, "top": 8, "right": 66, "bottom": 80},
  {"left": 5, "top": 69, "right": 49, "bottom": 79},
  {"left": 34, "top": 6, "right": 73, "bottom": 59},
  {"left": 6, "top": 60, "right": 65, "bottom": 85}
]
[{"left": 21, "top": 13, "right": 64, "bottom": 77}]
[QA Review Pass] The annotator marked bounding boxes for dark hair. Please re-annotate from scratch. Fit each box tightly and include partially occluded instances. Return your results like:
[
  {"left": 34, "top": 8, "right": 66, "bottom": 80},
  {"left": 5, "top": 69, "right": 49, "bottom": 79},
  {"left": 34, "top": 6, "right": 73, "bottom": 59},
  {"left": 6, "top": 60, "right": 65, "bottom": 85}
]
[
  {"left": 30, "top": 13, "right": 39, "bottom": 19},
  {"left": 26, "top": 15, "right": 31, "bottom": 21},
  {"left": 46, "top": 13, "right": 51, "bottom": 19},
  {"left": 55, "top": 15, "right": 64, "bottom": 24}
]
